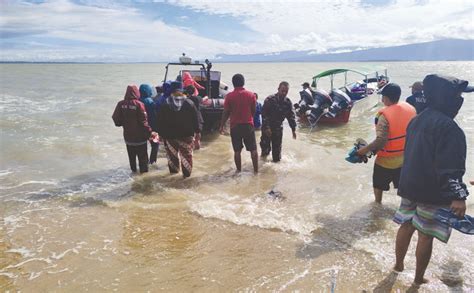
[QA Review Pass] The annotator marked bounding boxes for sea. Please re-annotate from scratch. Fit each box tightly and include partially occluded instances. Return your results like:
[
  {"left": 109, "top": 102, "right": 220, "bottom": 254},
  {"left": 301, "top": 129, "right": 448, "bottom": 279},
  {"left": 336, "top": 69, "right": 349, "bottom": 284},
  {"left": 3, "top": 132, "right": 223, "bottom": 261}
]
[{"left": 0, "top": 62, "right": 473, "bottom": 292}]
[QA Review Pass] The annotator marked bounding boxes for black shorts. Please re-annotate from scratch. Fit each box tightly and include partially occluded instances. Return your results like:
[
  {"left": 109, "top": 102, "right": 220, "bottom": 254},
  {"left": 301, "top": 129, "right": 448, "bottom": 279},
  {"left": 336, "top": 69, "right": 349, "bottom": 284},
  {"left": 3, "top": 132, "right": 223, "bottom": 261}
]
[
  {"left": 230, "top": 123, "right": 257, "bottom": 152},
  {"left": 373, "top": 163, "right": 401, "bottom": 191}
]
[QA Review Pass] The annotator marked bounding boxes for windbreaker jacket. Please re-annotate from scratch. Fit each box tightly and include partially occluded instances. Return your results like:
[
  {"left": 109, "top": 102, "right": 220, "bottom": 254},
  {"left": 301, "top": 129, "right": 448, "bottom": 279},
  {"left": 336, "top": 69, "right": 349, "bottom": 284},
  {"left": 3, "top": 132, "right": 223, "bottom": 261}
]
[
  {"left": 398, "top": 74, "right": 469, "bottom": 204},
  {"left": 112, "top": 85, "right": 153, "bottom": 145}
]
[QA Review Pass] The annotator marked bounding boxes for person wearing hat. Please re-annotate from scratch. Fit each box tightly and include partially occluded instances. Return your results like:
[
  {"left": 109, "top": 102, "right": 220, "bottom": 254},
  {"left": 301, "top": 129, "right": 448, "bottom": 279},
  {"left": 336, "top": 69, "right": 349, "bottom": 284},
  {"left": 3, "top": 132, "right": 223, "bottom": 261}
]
[
  {"left": 392, "top": 74, "right": 469, "bottom": 285},
  {"left": 156, "top": 81, "right": 201, "bottom": 178},
  {"left": 357, "top": 83, "right": 416, "bottom": 203},
  {"left": 406, "top": 81, "right": 427, "bottom": 114}
]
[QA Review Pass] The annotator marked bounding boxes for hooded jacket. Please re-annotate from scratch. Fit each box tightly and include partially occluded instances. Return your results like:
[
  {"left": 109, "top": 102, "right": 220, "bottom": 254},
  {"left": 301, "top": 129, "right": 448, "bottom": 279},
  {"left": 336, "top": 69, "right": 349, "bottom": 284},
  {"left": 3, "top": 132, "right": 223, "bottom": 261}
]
[
  {"left": 182, "top": 72, "right": 205, "bottom": 96},
  {"left": 139, "top": 84, "right": 157, "bottom": 131},
  {"left": 398, "top": 74, "right": 469, "bottom": 204},
  {"left": 112, "top": 85, "right": 152, "bottom": 145}
]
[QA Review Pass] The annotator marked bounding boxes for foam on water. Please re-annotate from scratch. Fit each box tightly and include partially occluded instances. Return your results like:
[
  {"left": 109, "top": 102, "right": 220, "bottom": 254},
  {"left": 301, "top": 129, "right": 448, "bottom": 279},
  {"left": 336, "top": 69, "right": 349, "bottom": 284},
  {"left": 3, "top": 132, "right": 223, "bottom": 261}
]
[{"left": 188, "top": 190, "right": 320, "bottom": 236}]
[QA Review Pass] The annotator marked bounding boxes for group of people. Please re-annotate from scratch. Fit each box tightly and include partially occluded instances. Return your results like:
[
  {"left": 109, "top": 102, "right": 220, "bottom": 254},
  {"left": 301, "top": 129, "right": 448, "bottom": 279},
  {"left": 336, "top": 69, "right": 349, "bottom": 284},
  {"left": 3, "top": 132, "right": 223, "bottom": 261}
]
[
  {"left": 355, "top": 75, "right": 471, "bottom": 285},
  {"left": 113, "top": 72, "right": 471, "bottom": 286},
  {"left": 112, "top": 80, "right": 202, "bottom": 177}
]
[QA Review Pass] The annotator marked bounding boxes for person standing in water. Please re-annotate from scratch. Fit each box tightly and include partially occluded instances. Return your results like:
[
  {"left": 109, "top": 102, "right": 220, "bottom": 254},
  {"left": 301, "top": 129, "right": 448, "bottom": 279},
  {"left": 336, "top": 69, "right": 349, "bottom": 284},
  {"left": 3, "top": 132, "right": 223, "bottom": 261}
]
[
  {"left": 185, "top": 85, "right": 204, "bottom": 150},
  {"left": 357, "top": 83, "right": 416, "bottom": 203},
  {"left": 393, "top": 74, "right": 469, "bottom": 285},
  {"left": 139, "top": 84, "right": 160, "bottom": 165},
  {"left": 405, "top": 81, "right": 427, "bottom": 114},
  {"left": 219, "top": 74, "right": 258, "bottom": 173},
  {"left": 112, "top": 85, "right": 156, "bottom": 174},
  {"left": 260, "top": 81, "right": 297, "bottom": 162},
  {"left": 156, "top": 81, "right": 201, "bottom": 178},
  {"left": 253, "top": 93, "right": 262, "bottom": 131}
]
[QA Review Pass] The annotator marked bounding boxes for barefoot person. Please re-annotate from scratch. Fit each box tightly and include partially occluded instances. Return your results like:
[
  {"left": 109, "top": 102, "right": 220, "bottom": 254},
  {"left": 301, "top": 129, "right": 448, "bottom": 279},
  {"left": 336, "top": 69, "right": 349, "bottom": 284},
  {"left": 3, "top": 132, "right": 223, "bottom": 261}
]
[
  {"left": 219, "top": 74, "right": 258, "bottom": 173},
  {"left": 357, "top": 83, "right": 416, "bottom": 203},
  {"left": 393, "top": 74, "right": 470, "bottom": 285}
]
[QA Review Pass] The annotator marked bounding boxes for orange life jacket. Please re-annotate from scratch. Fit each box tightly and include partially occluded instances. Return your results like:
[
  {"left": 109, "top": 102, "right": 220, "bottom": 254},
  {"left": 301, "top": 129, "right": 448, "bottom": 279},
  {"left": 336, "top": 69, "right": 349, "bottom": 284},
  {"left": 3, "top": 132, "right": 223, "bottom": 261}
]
[{"left": 376, "top": 102, "right": 416, "bottom": 157}]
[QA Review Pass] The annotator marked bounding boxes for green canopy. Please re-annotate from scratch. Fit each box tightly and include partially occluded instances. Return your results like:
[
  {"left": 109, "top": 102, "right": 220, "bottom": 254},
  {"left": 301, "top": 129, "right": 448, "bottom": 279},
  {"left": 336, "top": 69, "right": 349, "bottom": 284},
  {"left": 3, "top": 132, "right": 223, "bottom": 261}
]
[
  {"left": 311, "top": 65, "right": 388, "bottom": 88},
  {"left": 312, "top": 65, "right": 387, "bottom": 80}
]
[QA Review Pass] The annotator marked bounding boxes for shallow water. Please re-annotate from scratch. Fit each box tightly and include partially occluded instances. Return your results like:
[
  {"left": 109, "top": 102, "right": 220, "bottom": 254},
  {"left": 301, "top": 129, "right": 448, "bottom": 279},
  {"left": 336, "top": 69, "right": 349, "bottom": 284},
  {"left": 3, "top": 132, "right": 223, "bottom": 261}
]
[{"left": 1, "top": 62, "right": 473, "bottom": 291}]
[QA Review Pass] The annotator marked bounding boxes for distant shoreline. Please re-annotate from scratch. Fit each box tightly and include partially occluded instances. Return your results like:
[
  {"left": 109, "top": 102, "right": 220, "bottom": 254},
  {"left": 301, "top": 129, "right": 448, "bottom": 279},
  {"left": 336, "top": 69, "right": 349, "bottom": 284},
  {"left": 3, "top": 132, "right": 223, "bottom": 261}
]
[{"left": 1, "top": 59, "right": 473, "bottom": 64}]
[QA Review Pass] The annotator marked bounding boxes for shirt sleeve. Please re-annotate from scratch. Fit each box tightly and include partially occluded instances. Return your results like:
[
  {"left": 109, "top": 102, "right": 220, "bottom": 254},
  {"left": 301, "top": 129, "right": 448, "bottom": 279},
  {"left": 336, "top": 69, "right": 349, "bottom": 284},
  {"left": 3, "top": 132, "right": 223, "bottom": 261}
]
[
  {"left": 137, "top": 102, "right": 152, "bottom": 135},
  {"left": 367, "top": 114, "right": 389, "bottom": 152},
  {"left": 112, "top": 102, "right": 122, "bottom": 127},
  {"left": 261, "top": 97, "right": 271, "bottom": 129},
  {"left": 436, "top": 124, "right": 469, "bottom": 201},
  {"left": 285, "top": 99, "right": 297, "bottom": 131}
]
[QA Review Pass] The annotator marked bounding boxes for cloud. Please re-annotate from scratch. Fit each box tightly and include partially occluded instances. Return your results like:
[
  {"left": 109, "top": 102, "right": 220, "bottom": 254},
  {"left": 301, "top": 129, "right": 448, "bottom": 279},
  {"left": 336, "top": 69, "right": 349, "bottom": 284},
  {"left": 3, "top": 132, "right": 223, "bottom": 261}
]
[{"left": 0, "top": 0, "right": 473, "bottom": 61}]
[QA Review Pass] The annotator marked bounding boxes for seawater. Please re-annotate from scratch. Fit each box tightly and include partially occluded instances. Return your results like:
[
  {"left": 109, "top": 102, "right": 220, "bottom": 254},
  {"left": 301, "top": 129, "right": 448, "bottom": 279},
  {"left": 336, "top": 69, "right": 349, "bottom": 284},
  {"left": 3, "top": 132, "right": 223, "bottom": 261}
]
[{"left": 0, "top": 62, "right": 473, "bottom": 291}]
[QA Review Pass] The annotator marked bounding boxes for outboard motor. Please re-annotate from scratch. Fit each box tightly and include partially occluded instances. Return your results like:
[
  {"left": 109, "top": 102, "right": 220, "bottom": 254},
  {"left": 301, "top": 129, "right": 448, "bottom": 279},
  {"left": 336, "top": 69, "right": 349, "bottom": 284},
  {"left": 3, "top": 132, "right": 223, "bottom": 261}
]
[
  {"left": 306, "top": 89, "right": 332, "bottom": 126},
  {"left": 294, "top": 88, "right": 315, "bottom": 116},
  {"left": 327, "top": 89, "right": 352, "bottom": 118}
]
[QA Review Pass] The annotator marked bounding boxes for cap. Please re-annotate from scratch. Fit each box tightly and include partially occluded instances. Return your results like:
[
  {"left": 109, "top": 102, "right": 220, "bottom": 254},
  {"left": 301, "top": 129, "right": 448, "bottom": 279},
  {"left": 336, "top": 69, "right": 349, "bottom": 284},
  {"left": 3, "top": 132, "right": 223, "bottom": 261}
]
[
  {"left": 301, "top": 82, "right": 310, "bottom": 88},
  {"left": 170, "top": 81, "right": 183, "bottom": 93},
  {"left": 380, "top": 83, "right": 401, "bottom": 100},
  {"left": 409, "top": 81, "right": 423, "bottom": 92},
  {"left": 463, "top": 85, "right": 474, "bottom": 93}
]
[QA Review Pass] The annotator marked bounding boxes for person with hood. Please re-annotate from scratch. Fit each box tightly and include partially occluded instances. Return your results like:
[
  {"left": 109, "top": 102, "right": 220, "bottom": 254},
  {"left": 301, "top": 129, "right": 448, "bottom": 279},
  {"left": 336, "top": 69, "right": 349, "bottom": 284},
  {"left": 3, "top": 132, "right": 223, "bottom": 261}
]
[
  {"left": 392, "top": 74, "right": 470, "bottom": 285},
  {"left": 185, "top": 85, "right": 204, "bottom": 150},
  {"left": 139, "top": 84, "right": 160, "bottom": 165},
  {"left": 357, "top": 83, "right": 416, "bottom": 203},
  {"left": 156, "top": 81, "right": 201, "bottom": 178},
  {"left": 112, "top": 85, "right": 156, "bottom": 173},
  {"left": 182, "top": 71, "right": 205, "bottom": 97},
  {"left": 406, "top": 81, "right": 427, "bottom": 114}
]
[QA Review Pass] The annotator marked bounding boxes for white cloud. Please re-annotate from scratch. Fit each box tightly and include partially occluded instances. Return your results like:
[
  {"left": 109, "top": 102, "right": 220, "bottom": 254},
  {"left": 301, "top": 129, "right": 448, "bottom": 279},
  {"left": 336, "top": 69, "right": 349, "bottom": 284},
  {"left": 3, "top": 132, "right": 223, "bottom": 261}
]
[{"left": 0, "top": 0, "right": 473, "bottom": 61}]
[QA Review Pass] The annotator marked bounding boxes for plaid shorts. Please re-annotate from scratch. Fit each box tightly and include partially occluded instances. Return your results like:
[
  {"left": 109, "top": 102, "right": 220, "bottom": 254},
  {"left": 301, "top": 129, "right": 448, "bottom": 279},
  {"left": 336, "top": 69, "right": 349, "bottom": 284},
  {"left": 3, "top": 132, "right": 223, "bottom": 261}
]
[{"left": 393, "top": 198, "right": 452, "bottom": 243}]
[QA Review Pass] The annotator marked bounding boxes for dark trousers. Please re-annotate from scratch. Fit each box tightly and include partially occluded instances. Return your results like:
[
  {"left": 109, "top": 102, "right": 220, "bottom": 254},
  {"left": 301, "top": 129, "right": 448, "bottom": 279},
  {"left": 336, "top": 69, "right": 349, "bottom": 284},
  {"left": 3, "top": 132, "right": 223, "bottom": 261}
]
[
  {"left": 149, "top": 141, "right": 160, "bottom": 164},
  {"left": 126, "top": 143, "right": 148, "bottom": 173},
  {"left": 260, "top": 127, "right": 283, "bottom": 162}
]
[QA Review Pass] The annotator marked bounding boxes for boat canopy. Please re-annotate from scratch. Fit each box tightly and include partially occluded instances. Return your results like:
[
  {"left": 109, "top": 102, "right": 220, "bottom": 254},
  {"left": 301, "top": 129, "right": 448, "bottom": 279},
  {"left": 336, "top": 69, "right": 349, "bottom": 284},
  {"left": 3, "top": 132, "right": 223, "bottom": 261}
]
[{"left": 311, "top": 65, "right": 388, "bottom": 90}]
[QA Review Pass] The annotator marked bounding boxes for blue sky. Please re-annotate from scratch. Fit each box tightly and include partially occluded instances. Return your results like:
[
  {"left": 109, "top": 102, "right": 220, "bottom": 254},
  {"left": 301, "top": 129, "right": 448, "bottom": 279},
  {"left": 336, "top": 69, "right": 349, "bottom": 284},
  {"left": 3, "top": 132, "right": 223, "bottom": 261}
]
[{"left": 1, "top": 0, "right": 473, "bottom": 62}]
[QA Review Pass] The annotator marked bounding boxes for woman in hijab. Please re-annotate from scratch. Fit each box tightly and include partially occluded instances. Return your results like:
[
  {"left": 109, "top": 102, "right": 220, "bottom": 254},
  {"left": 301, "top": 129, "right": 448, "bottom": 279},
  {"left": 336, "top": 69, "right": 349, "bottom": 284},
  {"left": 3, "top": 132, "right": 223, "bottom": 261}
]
[{"left": 156, "top": 81, "right": 202, "bottom": 178}]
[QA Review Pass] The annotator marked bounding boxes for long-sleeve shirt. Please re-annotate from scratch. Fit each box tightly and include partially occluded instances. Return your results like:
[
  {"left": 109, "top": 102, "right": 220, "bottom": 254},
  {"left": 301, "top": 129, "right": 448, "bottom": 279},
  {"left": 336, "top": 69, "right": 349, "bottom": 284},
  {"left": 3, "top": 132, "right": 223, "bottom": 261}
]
[{"left": 261, "top": 93, "right": 297, "bottom": 131}]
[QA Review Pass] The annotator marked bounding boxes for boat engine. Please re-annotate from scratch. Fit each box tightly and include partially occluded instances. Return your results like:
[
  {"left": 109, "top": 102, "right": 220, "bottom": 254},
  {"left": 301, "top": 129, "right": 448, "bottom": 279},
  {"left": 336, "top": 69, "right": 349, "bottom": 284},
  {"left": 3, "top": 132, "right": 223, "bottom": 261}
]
[
  {"left": 306, "top": 89, "right": 332, "bottom": 126},
  {"left": 327, "top": 89, "right": 352, "bottom": 118}
]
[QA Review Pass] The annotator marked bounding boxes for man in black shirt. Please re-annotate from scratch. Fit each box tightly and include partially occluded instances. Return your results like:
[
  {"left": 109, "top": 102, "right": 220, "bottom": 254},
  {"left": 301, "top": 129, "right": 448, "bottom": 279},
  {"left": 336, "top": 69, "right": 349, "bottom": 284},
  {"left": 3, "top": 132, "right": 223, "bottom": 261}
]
[{"left": 260, "top": 81, "right": 297, "bottom": 162}]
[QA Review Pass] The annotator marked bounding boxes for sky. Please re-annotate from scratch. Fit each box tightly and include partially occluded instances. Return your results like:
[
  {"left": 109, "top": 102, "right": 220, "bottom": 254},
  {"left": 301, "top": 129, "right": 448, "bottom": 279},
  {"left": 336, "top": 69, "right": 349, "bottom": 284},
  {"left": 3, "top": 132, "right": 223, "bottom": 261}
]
[{"left": 0, "top": 0, "right": 473, "bottom": 62}]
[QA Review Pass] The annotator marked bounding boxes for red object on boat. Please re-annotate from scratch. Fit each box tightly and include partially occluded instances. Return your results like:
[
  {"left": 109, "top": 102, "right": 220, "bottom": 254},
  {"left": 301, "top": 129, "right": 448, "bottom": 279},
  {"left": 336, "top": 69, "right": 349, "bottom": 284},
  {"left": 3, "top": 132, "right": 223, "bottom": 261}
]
[{"left": 318, "top": 108, "right": 351, "bottom": 124}]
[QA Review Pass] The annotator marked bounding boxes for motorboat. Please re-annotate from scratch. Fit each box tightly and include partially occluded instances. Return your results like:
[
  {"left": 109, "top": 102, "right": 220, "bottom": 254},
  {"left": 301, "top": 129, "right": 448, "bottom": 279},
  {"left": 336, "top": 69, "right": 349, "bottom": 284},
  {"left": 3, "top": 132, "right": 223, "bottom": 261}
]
[
  {"left": 161, "top": 54, "right": 228, "bottom": 132},
  {"left": 295, "top": 66, "right": 388, "bottom": 127}
]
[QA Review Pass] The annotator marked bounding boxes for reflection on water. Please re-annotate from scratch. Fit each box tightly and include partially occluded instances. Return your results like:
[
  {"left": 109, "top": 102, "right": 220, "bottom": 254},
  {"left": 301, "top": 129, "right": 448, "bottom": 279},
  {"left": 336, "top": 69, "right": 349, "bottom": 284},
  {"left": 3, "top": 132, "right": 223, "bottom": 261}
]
[{"left": 0, "top": 62, "right": 473, "bottom": 291}]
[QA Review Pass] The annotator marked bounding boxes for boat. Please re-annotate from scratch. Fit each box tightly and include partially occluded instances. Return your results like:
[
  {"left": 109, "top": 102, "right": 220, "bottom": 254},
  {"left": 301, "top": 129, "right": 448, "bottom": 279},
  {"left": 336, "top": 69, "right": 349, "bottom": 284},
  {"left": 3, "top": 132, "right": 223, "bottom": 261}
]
[
  {"left": 295, "top": 66, "right": 388, "bottom": 127},
  {"left": 162, "top": 54, "right": 228, "bottom": 132}
]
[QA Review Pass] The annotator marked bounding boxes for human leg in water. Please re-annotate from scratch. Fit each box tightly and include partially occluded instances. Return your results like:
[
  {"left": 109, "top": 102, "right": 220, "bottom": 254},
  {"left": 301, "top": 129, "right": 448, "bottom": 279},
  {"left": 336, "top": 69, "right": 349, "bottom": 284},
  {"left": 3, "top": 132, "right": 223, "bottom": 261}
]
[
  {"left": 414, "top": 231, "right": 433, "bottom": 285},
  {"left": 271, "top": 127, "right": 283, "bottom": 162},
  {"left": 164, "top": 139, "right": 180, "bottom": 174},
  {"left": 394, "top": 221, "right": 416, "bottom": 272},
  {"left": 126, "top": 144, "right": 138, "bottom": 172},
  {"left": 136, "top": 143, "right": 149, "bottom": 173},
  {"left": 178, "top": 137, "right": 194, "bottom": 178}
]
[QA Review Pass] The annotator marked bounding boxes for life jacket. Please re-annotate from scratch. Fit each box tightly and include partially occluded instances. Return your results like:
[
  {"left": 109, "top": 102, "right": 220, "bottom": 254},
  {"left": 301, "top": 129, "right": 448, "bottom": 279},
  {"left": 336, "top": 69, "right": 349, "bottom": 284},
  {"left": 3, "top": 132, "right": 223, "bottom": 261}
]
[{"left": 376, "top": 102, "right": 416, "bottom": 157}]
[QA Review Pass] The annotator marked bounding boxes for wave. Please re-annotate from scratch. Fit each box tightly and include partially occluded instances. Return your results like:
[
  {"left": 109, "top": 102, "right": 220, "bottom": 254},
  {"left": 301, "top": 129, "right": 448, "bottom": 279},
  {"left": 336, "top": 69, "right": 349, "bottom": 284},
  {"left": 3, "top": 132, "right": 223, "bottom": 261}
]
[{"left": 188, "top": 191, "right": 319, "bottom": 236}]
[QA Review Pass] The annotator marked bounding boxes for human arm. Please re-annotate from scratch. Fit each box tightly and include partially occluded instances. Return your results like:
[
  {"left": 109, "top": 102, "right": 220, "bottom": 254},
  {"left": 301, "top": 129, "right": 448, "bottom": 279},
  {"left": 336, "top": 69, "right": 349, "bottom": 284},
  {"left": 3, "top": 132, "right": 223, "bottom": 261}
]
[
  {"left": 285, "top": 99, "right": 297, "bottom": 139},
  {"left": 111, "top": 102, "right": 122, "bottom": 127},
  {"left": 261, "top": 97, "right": 272, "bottom": 136},
  {"left": 436, "top": 125, "right": 469, "bottom": 217},
  {"left": 357, "top": 114, "right": 388, "bottom": 156}
]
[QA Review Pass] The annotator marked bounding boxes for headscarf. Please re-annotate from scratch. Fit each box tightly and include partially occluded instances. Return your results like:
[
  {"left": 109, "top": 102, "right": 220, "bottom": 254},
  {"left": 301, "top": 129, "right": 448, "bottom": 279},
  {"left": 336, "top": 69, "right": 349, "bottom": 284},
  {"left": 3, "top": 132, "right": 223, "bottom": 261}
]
[
  {"left": 167, "top": 93, "right": 186, "bottom": 111},
  {"left": 182, "top": 72, "right": 205, "bottom": 96},
  {"left": 124, "top": 85, "right": 140, "bottom": 100},
  {"left": 139, "top": 84, "right": 153, "bottom": 99}
]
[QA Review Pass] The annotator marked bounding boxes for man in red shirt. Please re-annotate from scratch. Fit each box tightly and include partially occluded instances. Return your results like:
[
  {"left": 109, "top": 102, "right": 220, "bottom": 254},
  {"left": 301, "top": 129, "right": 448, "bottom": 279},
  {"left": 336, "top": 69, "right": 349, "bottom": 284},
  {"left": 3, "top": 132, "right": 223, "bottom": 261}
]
[{"left": 220, "top": 74, "right": 258, "bottom": 173}]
